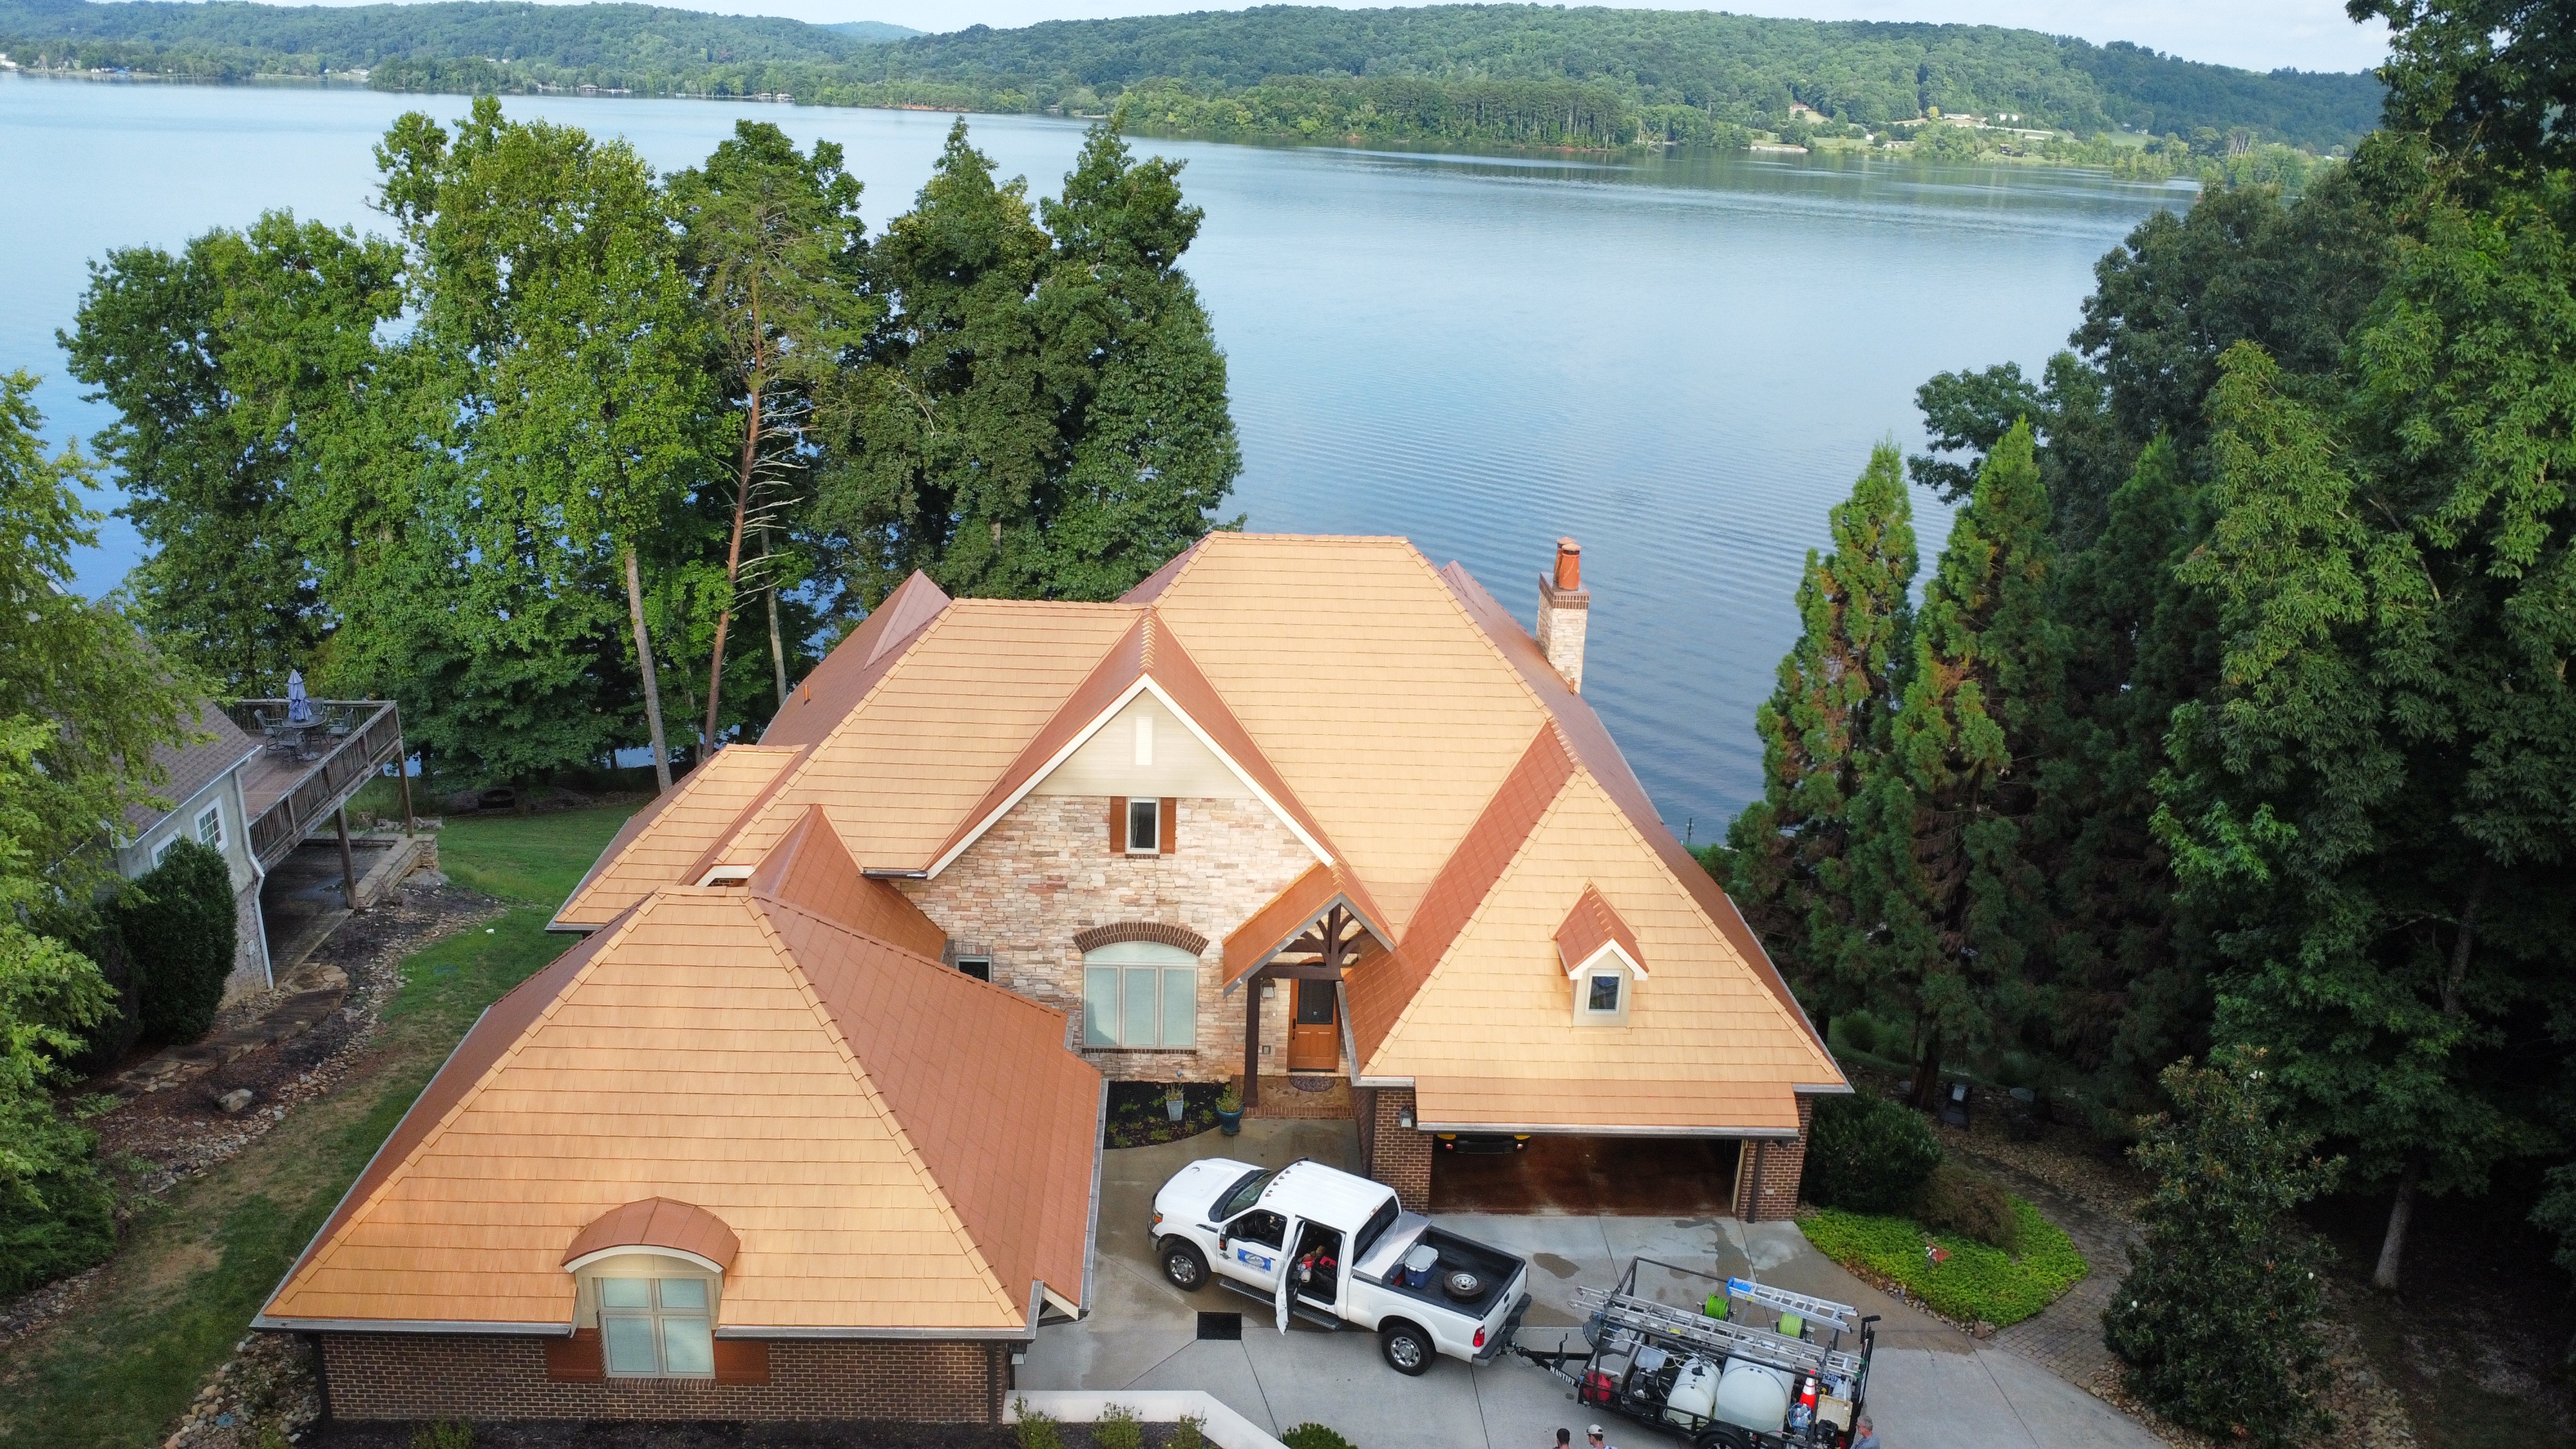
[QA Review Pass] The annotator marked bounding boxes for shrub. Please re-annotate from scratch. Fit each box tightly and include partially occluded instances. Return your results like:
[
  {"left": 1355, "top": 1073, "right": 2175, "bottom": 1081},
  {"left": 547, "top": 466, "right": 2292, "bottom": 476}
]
[
  {"left": 1800, "top": 1093, "right": 1941, "bottom": 1213},
  {"left": 1012, "top": 1401, "right": 1061, "bottom": 1449},
  {"left": 1797, "top": 1199, "right": 2086, "bottom": 1326},
  {"left": 117, "top": 838, "right": 236, "bottom": 1043},
  {"left": 1913, "top": 1162, "right": 2021, "bottom": 1255},
  {"left": 1283, "top": 1426, "right": 1358, "bottom": 1449},
  {"left": 410, "top": 1423, "right": 473, "bottom": 1449},
  {"left": 2104, "top": 1047, "right": 2339, "bottom": 1449},
  {"left": 1171, "top": 1414, "right": 1207, "bottom": 1449},
  {"left": 1094, "top": 1403, "right": 1143, "bottom": 1449},
  {"left": 0, "top": 1101, "right": 117, "bottom": 1295}
]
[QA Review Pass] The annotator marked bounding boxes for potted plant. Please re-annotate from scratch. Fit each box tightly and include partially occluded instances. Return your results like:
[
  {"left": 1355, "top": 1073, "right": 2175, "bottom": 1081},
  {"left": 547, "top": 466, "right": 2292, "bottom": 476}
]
[
  {"left": 1166, "top": 1085, "right": 1188, "bottom": 1123},
  {"left": 1215, "top": 1083, "right": 1244, "bottom": 1136}
]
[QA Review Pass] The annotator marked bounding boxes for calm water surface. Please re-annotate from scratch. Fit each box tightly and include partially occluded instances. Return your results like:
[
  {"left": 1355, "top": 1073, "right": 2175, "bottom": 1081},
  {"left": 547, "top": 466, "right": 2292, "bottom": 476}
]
[{"left": 0, "top": 75, "right": 2190, "bottom": 833}]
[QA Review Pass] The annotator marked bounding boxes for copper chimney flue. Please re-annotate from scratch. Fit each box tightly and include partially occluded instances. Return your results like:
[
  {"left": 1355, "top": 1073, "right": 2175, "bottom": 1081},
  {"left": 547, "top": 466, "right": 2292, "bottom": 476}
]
[{"left": 1536, "top": 536, "right": 1591, "bottom": 693}]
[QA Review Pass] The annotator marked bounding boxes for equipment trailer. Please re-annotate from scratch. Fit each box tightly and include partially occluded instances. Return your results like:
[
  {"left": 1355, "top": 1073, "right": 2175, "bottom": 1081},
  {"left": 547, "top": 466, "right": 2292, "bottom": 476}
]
[{"left": 1513, "top": 1258, "right": 1876, "bottom": 1449}]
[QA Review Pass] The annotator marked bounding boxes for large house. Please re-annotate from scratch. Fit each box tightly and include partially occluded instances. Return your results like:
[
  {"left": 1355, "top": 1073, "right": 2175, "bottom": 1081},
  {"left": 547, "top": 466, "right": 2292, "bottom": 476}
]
[
  {"left": 554, "top": 532, "right": 1842, "bottom": 1211},
  {"left": 116, "top": 703, "right": 273, "bottom": 1001},
  {"left": 256, "top": 532, "right": 1841, "bottom": 1426}
]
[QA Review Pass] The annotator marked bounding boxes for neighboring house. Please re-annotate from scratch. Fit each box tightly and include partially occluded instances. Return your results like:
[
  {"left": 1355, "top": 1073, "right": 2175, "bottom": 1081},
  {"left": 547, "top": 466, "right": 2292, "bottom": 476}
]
[
  {"left": 551, "top": 532, "right": 1843, "bottom": 1219},
  {"left": 115, "top": 702, "right": 272, "bottom": 1002}
]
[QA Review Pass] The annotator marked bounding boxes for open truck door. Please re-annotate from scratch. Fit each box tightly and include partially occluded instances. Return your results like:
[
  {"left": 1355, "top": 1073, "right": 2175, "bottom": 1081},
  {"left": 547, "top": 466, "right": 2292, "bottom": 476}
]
[{"left": 1272, "top": 1215, "right": 1302, "bottom": 1333}]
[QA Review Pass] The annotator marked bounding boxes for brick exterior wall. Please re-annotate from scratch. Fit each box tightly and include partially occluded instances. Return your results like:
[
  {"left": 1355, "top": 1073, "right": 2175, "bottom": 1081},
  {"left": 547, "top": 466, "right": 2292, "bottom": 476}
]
[
  {"left": 1743, "top": 1096, "right": 1817, "bottom": 1223},
  {"left": 316, "top": 1334, "right": 1009, "bottom": 1423},
  {"left": 1361, "top": 1086, "right": 1432, "bottom": 1211},
  {"left": 899, "top": 795, "right": 1312, "bottom": 1082}
]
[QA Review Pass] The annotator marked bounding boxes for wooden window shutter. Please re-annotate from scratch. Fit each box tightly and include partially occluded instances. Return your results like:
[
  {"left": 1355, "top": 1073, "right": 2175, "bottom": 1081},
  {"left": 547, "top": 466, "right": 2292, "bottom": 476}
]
[
  {"left": 544, "top": 1327, "right": 604, "bottom": 1381},
  {"left": 1109, "top": 797, "right": 1127, "bottom": 855},
  {"left": 713, "top": 1339, "right": 772, "bottom": 1385},
  {"left": 1159, "top": 797, "right": 1177, "bottom": 855}
]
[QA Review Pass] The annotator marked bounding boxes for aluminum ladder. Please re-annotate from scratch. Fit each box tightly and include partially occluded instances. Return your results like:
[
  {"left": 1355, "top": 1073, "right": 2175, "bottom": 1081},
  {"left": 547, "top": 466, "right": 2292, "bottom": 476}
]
[{"left": 1573, "top": 1284, "right": 1865, "bottom": 1380}]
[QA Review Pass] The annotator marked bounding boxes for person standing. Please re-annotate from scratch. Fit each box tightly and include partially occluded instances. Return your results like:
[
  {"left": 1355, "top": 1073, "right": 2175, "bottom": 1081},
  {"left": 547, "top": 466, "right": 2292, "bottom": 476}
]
[
  {"left": 1586, "top": 1426, "right": 1618, "bottom": 1449},
  {"left": 1551, "top": 1432, "right": 1570, "bottom": 1449},
  {"left": 1850, "top": 1415, "right": 1880, "bottom": 1449}
]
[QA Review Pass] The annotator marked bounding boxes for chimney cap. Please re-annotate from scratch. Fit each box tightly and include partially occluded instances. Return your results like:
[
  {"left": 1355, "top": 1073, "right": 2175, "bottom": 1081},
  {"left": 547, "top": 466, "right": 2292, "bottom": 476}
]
[{"left": 1552, "top": 538, "right": 1582, "bottom": 592}]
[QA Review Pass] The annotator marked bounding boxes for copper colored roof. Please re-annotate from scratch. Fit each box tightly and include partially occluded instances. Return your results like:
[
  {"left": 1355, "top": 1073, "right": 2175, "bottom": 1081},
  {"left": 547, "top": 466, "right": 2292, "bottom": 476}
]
[
  {"left": 564, "top": 1198, "right": 741, "bottom": 1270},
  {"left": 747, "top": 806, "right": 948, "bottom": 960},
  {"left": 1344, "top": 724, "right": 1574, "bottom": 1062},
  {"left": 261, "top": 872, "right": 1101, "bottom": 1334},
  {"left": 762, "top": 570, "right": 952, "bottom": 749},
  {"left": 1414, "top": 1077, "right": 1802, "bottom": 1134},
  {"left": 1218, "top": 861, "right": 1389, "bottom": 990},
  {"left": 553, "top": 744, "right": 805, "bottom": 929},
  {"left": 1557, "top": 884, "right": 1646, "bottom": 978}
]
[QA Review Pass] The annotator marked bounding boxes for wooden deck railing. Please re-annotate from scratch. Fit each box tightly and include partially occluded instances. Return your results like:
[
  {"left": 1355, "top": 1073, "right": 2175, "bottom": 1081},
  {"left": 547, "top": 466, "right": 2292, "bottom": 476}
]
[{"left": 223, "top": 699, "right": 407, "bottom": 869}]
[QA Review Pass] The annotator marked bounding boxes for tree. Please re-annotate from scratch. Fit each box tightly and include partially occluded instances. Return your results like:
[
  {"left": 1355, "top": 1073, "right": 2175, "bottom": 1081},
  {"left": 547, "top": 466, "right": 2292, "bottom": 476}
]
[
  {"left": 668, "top": 120, "right": 874, "bottom": 745},
  {"left": 1028, "top": 122, "right": 1244, "bottom": 599},
  {"left": 2104, "top": 1046, "right": 2339, "bottom": 1448},
  {"left": 1721, "top": 443, "right": 1915, "bottom": 1039},
  {"left": 370, "top": 99, "right": 716, "bottom": 786},
  {"left": 819, "top": 120, "right": 1238, "bottom": 605},
  {"left": 1842, "top": 421, "right": 2060, "bottom": 1110}
]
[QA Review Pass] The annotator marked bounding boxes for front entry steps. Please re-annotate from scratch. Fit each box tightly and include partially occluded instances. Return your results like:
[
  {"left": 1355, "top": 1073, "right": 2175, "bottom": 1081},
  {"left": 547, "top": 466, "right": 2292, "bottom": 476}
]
[{"left": 1247, "top": 1074, "right": 1353, "bottom": 1120}]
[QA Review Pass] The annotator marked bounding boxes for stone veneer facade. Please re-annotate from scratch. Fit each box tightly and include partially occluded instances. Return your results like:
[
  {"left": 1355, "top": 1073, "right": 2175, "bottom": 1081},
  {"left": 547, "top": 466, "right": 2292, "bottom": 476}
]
[{"left": 897, "top": 793, "right": 1314, "bottom": 1081}]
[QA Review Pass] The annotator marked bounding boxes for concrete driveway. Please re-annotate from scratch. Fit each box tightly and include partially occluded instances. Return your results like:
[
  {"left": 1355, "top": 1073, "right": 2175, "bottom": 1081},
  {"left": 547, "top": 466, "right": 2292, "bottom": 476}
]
[{"left": 1023, "top": 1121, "right": 2168, "bottom": 1449}]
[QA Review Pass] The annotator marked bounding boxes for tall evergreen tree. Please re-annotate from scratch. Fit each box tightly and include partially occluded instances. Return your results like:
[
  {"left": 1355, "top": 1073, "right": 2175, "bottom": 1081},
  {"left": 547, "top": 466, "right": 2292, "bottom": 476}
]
[
  {"left": 668, "top": 120, "right": 873, "bottom": 745},
  {"left": 819, "top": 120, "right": 1238, "bottom": 604},
  {"left": 1721, "top": 443, "right": 1915, "bottom": 1039},
  {"left": 1842, "top": 421, "right": 2060, "bottom": 1109}
]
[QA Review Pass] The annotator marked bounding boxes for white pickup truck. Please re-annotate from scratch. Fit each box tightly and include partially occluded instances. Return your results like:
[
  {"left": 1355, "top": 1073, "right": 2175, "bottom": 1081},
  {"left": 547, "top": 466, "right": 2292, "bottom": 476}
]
[{"left": 1151, "top": 1157, "right": 1532, "bottom": 1376}]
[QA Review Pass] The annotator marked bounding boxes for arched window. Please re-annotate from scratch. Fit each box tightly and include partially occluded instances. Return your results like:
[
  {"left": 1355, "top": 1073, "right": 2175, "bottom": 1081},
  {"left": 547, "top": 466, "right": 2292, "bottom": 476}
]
[
  {"left": 569, "top": 1250, "right": 720, "bottom": 1378},
  {"left": 1082, "top": 939, "right": 1198, "bottom": 1050}
]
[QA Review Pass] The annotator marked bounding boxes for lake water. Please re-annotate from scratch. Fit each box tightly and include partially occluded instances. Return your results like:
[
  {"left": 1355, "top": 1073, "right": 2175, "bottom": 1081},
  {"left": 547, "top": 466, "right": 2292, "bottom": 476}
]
[{"left": 0, "top": 75, "right": 2190, "bottom": 835}]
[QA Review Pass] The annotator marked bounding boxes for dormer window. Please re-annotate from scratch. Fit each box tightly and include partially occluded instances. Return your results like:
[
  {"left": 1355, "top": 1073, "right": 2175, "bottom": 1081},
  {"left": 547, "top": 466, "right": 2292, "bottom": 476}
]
[
  {"left": 1127, "top": 797, "right": 1160, "bottom": 853},
  {"left": 596, "top": 1273, "right": 715, "bottom": 1378},
  {"left": 1557, "top": 884, "right": 1645, "bottom": 1028},
  {"left": 697, "top": 866, "right": 752, "bottom": 887}
]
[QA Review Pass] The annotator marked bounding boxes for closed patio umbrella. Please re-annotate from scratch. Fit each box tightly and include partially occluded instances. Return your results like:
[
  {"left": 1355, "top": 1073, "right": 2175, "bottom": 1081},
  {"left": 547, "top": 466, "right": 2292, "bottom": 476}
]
[{"left": 287, "top": 669, "right": 314, "bottom": 724}]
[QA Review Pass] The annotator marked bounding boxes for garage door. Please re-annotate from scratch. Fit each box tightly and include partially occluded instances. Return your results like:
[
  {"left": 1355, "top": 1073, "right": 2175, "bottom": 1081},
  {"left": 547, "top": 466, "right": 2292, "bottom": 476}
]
[{"left": 1428, "top": 1135, "right": 1741, "bottom": 1215}]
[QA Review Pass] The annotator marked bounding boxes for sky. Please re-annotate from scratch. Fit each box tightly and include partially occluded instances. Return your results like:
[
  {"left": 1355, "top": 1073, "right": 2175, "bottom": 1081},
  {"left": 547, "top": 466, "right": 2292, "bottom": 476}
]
[{"left": 645, "top": 0, "right": 2389, "bottom": 75}]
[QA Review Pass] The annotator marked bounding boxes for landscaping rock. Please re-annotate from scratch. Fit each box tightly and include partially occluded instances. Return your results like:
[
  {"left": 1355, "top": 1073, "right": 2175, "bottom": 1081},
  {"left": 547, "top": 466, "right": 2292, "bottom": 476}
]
[{"left": 216, "top": 1088, "right": 254, "bottom": 1115}]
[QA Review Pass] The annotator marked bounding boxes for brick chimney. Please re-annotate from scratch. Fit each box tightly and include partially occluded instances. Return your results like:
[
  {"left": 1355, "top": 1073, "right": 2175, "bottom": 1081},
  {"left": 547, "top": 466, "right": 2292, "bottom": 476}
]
[{"left": 1535, "top": 538, "right": 1590, "bottom": 692}]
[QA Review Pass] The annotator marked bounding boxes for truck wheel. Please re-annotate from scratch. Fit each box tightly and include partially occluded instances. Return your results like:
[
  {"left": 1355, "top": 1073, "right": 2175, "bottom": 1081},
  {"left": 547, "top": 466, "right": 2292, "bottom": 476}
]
[
  {"left": 1693, "top": 1432, "right": 1750, "bottom": 1449},
  {"left": 1160, "top": 1239, "right": 1209, "bottom": 1292},
  {"left": 1380, "top": 1320, "right": 1433, "bottom": 1376}
]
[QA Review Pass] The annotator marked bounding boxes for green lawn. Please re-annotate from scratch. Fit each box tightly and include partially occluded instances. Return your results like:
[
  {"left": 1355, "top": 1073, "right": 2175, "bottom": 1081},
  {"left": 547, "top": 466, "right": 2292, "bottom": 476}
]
[
  {"left": 435, "top": 802, "right": 641, "bottom": 909},
  {"left": 1797, "top": 1200, "right": 2087, "bottom": 1327},
  {"left": 0, "top": 804, "right": 641, "bottom": 1448}
]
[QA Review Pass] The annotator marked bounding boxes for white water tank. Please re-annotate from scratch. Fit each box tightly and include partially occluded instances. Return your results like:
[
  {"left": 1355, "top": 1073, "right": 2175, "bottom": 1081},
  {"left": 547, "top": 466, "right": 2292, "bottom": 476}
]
[
  {"left": 1662, "top": 1357, "right": 1720, "bottom": 1427},
  {"left": 1710, "top": 1359, "right": 1793, "bottom": 1433}
]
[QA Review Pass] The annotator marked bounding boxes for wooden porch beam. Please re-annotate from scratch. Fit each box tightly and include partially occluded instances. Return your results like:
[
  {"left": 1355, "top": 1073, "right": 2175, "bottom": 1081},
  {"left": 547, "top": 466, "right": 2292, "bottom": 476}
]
[{"left": 1242, "top": 967, "right": 1262, "bottom": 1111}]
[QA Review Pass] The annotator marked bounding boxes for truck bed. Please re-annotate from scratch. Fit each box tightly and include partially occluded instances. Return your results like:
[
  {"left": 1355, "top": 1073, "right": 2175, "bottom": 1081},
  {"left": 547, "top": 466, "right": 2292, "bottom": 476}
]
[{"left": 1361, "top": 1226, "right": 1521, "bottom": 1320}]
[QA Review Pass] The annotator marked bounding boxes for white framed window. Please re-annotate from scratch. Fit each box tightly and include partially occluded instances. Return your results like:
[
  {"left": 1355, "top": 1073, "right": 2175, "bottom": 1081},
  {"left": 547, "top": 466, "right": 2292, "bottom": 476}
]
[
  {"left": 153, "top": 837, "right": 178, "bottom": 868},
  {"left": 590, "top": 1273, "right": 716, "bottom": 1379},
  {"left": 196, "top": 804, "right": 224, "bottom": 849},
  {"left": 956, "top": 955, "right": 992, "bottom": 982},
  {"left": 1126, "top": 797, "right": 1160, "bottom": 854},
  {"left": 1575, "top": 966, "right": 1631, "bottom": 1026},
  {"left": 1083, "top": 940, "right": 1197, "bottom": 1049}
]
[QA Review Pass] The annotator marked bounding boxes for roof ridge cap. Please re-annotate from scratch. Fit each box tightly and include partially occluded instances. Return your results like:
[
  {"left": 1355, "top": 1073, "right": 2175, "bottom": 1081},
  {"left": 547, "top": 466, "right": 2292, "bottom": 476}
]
[
  {"left": 750, "top": 900, "right": 1022, "bottom": 1324},
  {"left": 1366, "top": 772, "right": 1576, "bottom": 1074},
  {"left": 275, "top": 896, "right": 663, "bottom": 1304}
]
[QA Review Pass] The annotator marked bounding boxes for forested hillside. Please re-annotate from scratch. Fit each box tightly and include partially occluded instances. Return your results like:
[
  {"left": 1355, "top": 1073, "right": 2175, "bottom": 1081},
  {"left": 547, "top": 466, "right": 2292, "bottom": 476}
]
[{"left": 0, "top": 1, "right": 2380, "bottom": 151}]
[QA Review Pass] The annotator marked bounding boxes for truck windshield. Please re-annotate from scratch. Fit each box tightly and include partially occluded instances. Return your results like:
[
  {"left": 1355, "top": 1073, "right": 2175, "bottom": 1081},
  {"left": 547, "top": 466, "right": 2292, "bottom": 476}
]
[
  {"left": 1353, "top": 1198, "right": 1399, "bottom": 1264},
  {"left": 1214, "top": 1168, "right": 1273, "bottom": 1219}
]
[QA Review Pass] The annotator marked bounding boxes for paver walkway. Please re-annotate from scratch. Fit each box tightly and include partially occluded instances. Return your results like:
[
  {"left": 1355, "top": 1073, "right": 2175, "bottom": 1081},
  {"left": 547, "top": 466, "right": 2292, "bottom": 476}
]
[{"left": 1973, "top": 1153, "right": 2136, "bottom": 1392}]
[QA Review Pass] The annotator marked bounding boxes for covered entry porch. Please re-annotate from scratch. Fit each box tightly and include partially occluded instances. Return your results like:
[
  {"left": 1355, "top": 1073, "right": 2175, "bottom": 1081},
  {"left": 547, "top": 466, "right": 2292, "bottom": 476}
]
[{"left": 1227, "top": 896, "right": 1380, "bottom": 1111}]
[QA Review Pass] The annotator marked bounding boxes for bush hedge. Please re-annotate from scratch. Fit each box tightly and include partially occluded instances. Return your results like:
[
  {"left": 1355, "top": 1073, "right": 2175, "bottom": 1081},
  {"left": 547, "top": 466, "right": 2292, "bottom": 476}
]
[
  {"left": 1796, "top": 1199, "right": 2086, "bottom": 1327},
  {"left": 1915, "top": 1162, "right": 2022, "bottom": 1254},
  {"left": 0, "top": 1097, "right": 117, "bottom": 1296},
  {"left": 1282, "top": 1427, "right": 1357, "bottom": 1449},
  {"left": 1800, "top": 1093, "right": 1942, "bottom": 1213},
  {"left": 116, "top": 839, "right": 237, "bottom": 1043}
]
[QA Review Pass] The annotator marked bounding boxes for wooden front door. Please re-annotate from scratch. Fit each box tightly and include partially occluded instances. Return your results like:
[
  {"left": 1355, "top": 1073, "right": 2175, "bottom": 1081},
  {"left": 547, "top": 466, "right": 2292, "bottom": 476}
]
[{"left": 1287, "top": 978, "right": 1340, "bottom": 1072}]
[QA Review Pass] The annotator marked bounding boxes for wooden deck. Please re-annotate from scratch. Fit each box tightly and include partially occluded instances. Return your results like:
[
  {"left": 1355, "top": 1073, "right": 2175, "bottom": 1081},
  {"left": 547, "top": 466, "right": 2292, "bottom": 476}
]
[{"left": 221, "top": 700, "right": 408, "bottom": 869}]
